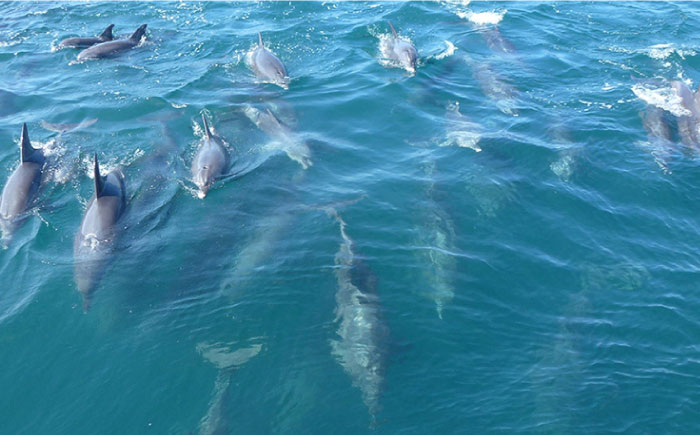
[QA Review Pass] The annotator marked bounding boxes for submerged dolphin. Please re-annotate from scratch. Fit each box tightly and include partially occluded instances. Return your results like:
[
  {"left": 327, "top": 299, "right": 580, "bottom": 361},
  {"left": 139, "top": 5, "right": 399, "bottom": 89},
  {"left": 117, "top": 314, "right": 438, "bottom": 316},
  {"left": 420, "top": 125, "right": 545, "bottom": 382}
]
[
  {"left": 74, "top": 154, "right": 126, "bottom": 311},
  {"left": 77, "top": 24, "right": 147, "bottom": 61},
  {"left": 0, "top": 123, "right": 45, "bottom": 243},
  {"left": 640, "top": 105, "right": 674, "bottom": 172},
  {"left": 415, "top": 161, "right": 458, "bottom": 319},
  {"left": 671, "top": 80, "right": 700, "bottom": 149},
  {"left": 59, "top": 24, "right": 114, "bottom": 49},
  {"left": 192, "top": 114, "right": 229, "bottom": 198},
  {"left": 243, "top": 105, "right": 312, "bottom": 169},
  {"left": 328, "top": 209, "right": 387, "bottom": 422},
  {"left": 441, "top": 102, "right": 482, "bottom": 152},
  {"left": 464, "top": 53, "right": 518, "bottom": 116},
  {"left": 251, "top": 32, "right": 289, "bottom": 89},
  {"left": 385, "top": 21, "right": 418, "bottom": 72}
]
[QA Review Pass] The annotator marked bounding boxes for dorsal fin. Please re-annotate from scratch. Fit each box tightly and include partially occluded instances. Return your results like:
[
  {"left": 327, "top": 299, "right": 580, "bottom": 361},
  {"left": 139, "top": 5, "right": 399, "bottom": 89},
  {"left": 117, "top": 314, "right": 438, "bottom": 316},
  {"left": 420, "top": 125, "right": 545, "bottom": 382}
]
[
  {"left": 202, "top": 114, "right": 212, "bottom": 139},
  {"left": 99, "top": 24, "right": 114, "bottom": 41},
  {"left": 258, "top": 32, "right": 264, "bottom": 48},
  {"left": 20, "top": 123, "right": 35, "bottom": 163},
  {"left": 93, "top": 153, "right": 105, "bottom": 198},
  {"left": 388, "top": 21, "right": 398, "bottom": 39},
  {"left": 265, "top": 108, "right": 282, "bottom": 127},
  {"left": 130, "top": 24, "right": 147, "bottom": 42}
]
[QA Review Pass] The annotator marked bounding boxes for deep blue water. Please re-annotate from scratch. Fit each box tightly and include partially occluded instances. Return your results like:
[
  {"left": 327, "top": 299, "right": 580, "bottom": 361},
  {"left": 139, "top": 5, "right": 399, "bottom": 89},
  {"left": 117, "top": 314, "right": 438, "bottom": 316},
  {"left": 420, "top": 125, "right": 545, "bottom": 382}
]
[{"left": 1, "top": 1, "right": 700, "bottom": 433}]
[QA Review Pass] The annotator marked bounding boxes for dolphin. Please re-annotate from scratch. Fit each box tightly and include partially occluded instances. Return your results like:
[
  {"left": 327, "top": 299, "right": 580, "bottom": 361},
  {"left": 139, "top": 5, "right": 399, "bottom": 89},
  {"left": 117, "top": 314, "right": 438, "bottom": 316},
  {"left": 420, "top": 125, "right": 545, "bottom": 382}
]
[
  {"left": 74, "top": 154, "right": 126, "bottom": 311},
  {"left": 58, "top": 24, "right": 114, "bottom": 49},
  {"left": 0, "top": 123, "right": 45, "bottom": 243},
  {"left": 77, "top": 24, "right": 147, "bottom": 61},
  {"left": 415, "top": 161, "right": 457, "bottom": 319},
  {"left": 386, "top": 21, "right": 418, "bottom": 72},
  {"left": 328, "top": 209, "right": 387, "bottom": 423},
  {"left": 251, "top": 32, "right": 289, "bottom": 89},
  {"left": 440, "top": 102, "right": 482, "bottom": 152},
  {"left": 242, "top": 105, "right": 312, "bottom": 169},
  {"left": 192, "top": 114, "right": 229, "bottom": 198},
  {"left": 464, "top": 53, "right": 518, "bottom": 116},
  {"left": 640, "top": 105, "right": 674, "bottom": 172},
  {"left": 671, "top": 80, "right": 700, "bottom": 149}
]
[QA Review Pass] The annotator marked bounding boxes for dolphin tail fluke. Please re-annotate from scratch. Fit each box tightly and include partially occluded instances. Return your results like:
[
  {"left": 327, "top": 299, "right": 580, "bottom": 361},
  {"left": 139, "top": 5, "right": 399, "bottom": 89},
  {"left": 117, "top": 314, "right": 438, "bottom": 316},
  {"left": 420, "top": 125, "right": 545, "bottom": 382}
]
[
  {"left": 93, "top": 153, "right": 105, "bottom": 197},
  {"left": 197, "top": 342, "right": 263, "bottom": 371},
  {"left": 130, "top": 24, "right": 147, "bottom": 42},
  {"left": 258, "top": 31, "right": 264, "bottom": 48},
  {"left": 201, "top": 114, "right": 212, "bottom": 139},
  {"left": 388, "top": 20, "right": 398, "bottom": 39},
  {"left": 100, "top": 24, "right": 114, "bottom": 41},
  {"left": 41, "top": 118, "right": 98, "bottom": 134},
  {"left": 82, "top": 294, "right": 92, "bottom": 313},
  {"left": 20, "top": 123, "right": 34, "bottom": 163}
]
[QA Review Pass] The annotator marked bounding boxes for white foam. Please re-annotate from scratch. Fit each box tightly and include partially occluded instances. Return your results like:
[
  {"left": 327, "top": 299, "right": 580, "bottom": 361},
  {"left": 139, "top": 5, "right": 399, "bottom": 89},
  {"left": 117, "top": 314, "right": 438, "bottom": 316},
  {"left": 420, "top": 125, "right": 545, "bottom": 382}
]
[
  {"left": 632, "top": 84, "right": 691, "bottom": 117},
  {"left": 435, "top": 40, "right": 457, "bottom": 60},
  {"left": 456, "top": 10, "right": 506, "bottom": 26},
  {"left": 646, "top": 43, "right": 696, "bottom": 60}
]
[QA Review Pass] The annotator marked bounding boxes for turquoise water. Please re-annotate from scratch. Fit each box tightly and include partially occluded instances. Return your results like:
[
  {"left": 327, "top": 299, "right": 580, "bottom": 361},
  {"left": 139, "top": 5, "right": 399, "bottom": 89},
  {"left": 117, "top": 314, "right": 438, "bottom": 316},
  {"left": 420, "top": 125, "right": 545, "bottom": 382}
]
[{"left": 1, "top": 1, "right": 700, "bottom": 433}]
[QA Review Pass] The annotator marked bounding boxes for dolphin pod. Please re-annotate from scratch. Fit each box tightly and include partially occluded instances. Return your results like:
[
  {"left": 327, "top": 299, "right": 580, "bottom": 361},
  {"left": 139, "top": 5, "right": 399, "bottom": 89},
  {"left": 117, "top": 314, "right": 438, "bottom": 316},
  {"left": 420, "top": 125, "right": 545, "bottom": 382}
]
[
  {"left": 73, "top": 154, "right": 126, "bottom": 311},
  {"left": 0, "top": 124, "right": 45, "bottom": 243},
  {"left": 59, "top": 24, "right": 114, "bottom": 49},
  {"left": 5, "top": 13, "right": 697, "bottom": 430},
  {"left": 77, "top": 24, "right": 147, "bottom": 61}
]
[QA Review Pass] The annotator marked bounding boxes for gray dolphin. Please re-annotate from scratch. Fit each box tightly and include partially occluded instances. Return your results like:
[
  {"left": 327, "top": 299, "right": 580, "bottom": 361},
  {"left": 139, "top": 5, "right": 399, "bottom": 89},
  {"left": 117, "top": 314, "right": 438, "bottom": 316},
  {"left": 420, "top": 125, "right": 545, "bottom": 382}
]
[
  {"left": 192, "top": 114, "right": 229, "bottom": 198},
  {"left": 59, "top": 24, "right": 114, "bottom": 49},
  {"left": 386, "top": 21, "right": 418, "bottom": 72},
  {"left": 242, "top": 105, "right": 312, "bottom": 169},
  {"left": 641, "top": 106, "right": 674, "bottom": 173},
  {"left": 74, "top": 154, "right": 126, "bottom": 311},
  {"left": 76, "top": 24, "right": 147, "bottom": 61},
  {"left": 251, "top": 32, "right": 289, "bottom": 89},
  {"left": 464, "top": 53, "right": 518, "bottom": 116},
  {"left": 671, "top": 80, "right": 700, "bottom": 149},
  {"left": 328, "top": 209, "right": 387, "bottom": 423},
  {"left": 415, "top": 161, "right": 458, "bottom": 319},
  {"left": 0, "top": 124, "right": 45, "bottom": 243}
]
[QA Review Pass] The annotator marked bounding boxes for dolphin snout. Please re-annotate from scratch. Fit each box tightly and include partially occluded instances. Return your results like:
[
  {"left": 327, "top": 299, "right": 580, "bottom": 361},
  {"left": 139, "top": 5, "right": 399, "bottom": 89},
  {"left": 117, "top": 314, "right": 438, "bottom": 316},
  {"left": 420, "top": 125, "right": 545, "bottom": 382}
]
[
  {"left": 195, "top": 167, "right": 215, "bottom": 198},
  {"left": 401, "top": 51, "right": 417, "bottom": 71}
]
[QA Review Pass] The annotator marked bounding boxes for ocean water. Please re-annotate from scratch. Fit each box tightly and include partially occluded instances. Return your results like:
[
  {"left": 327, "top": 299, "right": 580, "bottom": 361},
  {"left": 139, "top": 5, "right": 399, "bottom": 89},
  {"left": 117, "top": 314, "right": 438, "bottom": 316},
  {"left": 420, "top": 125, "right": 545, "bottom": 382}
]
[{"left": 1, "top": 1, "right": 700, "bottom": 433}]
